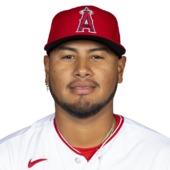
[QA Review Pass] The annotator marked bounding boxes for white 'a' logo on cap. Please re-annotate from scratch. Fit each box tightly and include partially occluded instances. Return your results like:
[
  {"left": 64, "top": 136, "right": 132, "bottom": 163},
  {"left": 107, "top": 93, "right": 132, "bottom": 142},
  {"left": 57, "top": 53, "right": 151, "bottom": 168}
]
[{"left": 76, "top": 7, "right": 96, "bottom": 33}]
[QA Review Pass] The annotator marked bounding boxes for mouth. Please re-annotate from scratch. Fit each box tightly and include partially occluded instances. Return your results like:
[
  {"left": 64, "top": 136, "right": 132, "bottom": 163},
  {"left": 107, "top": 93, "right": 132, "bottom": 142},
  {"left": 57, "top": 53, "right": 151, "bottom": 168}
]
[{"left": 70, "top": 86, "right": 96, "bottom": 94}]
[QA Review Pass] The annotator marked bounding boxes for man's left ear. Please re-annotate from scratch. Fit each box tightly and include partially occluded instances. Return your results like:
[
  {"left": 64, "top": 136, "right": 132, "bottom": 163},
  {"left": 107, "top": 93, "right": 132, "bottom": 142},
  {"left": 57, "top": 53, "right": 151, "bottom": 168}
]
[
  {"left": 118, "top": 56, "right": 126, "bottom": 83},
  {"left": 122, "top": 55, "right": 128, "bottom": 68}
]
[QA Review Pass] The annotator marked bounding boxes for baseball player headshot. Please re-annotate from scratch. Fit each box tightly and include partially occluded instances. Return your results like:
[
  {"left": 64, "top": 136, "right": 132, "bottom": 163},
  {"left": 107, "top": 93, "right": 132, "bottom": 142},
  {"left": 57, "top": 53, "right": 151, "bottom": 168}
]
[{"left": 0, "top": 4, "right": 170, "bottom": 170}]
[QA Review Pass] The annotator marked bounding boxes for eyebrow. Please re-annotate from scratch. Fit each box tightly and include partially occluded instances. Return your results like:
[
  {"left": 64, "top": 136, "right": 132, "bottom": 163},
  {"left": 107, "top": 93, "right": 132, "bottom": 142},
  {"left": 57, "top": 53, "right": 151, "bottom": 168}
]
[{"left": 58, "top": 46, "right": 109, "bottom": 53}]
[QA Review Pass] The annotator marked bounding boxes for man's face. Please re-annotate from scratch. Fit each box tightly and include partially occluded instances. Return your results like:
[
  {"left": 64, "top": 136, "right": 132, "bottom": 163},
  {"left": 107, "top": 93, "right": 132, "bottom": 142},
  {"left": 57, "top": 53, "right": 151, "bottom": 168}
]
[{"left": 44, "top": 40, "right": 126, "bottom": 118}]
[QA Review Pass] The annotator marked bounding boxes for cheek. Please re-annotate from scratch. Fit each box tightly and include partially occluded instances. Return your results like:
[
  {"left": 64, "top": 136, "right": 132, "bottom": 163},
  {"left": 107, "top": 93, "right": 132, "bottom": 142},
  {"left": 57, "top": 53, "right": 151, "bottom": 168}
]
[
  {"left": 49, "top": 58, "right": 71, "bottom": 96},
  {"left": 49, "top": 65, "right": 69, "bottom": 95},
  {"left": 50, "top": 68, "right": 58, "bottom": 82},
  {"left": 98, "top": 67, "right": 118, "bottom": 92}
]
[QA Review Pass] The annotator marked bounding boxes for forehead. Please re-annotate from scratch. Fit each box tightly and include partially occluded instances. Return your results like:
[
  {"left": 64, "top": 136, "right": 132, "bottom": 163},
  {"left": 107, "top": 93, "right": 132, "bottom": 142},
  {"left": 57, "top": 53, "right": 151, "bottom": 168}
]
[
  {"left": 49, "top": 40, "right": 119, "bottom": 59},
  {"left": 50, "top": 40, "right": 115, "bottom": 54}
]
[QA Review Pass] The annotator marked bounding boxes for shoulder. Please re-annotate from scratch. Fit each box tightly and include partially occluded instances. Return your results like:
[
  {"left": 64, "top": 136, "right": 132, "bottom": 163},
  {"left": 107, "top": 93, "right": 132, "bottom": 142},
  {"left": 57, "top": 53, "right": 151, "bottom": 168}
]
[
  {"left": 121, "top": 116, "right": 170, "bottom": 152},
  {"left": 0, "top": 113, "right": 55, "bottom": 146},
  {"left": 0, "top": 113, "right": 55, "bottom": 169},
  {"left": 108, "top": 115, "right": 170, "bottom": 169}
]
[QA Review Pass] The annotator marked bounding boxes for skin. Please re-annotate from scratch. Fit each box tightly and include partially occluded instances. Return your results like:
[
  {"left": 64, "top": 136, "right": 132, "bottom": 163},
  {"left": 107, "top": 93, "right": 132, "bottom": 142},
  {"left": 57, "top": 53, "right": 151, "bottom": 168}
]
[{"left": 44, "top": 40, "right": 126, "bottom": 148}]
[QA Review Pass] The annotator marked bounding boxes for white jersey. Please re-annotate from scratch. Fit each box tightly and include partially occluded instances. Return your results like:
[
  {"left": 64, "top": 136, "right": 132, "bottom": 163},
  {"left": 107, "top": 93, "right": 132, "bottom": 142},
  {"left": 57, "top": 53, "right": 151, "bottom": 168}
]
[{"left": 0, "top": 113, "right": 170, "bottom": 170}]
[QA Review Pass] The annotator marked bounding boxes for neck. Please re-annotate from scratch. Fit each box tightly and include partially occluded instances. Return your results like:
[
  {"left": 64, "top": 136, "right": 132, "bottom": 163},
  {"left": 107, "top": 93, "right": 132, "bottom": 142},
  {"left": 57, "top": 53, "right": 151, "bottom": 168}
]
[{"left": 54, "top": 100, "right": 116, "bottom": 148}]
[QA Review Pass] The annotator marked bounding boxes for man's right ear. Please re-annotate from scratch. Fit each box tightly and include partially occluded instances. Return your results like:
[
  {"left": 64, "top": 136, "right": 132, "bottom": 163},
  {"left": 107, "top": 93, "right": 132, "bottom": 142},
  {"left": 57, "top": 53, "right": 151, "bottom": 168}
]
[{"left": 44, "top": 55, "right": 50, "bottom": 85}]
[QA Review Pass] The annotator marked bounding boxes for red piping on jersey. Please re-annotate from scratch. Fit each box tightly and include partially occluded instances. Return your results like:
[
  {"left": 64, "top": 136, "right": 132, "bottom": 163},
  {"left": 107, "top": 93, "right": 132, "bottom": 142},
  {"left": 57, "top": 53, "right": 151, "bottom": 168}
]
[
  {"left": 53, "top": 114, "right": 124, "bottom": 155},
  {"left": 104, "top": 114, "right": 124, "bottom": 146}
]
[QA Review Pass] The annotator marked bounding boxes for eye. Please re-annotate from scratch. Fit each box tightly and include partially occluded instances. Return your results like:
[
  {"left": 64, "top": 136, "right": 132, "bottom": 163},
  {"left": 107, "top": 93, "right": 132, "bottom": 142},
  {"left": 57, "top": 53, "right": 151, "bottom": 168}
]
[
  {"left": 63, "top": 55, "right": 103, "bottom": 58},
  {"left": 93, "top": 55, "right": 103, "bottom": 58},
  {"left": 63, "top": 55, "right": 72, "bottom": 58}
]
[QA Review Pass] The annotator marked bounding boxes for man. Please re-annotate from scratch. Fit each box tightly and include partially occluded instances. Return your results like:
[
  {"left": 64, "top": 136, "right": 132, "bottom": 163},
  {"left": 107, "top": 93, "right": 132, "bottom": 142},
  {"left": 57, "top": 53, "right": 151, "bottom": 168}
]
[{"left": 0, "top": 5, "right": 170, "bottom": 170}]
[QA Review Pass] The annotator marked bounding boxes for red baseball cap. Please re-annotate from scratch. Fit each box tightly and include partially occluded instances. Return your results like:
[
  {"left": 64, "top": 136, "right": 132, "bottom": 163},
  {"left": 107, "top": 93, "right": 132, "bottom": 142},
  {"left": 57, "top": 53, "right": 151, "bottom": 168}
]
[{"left": 44, "top": 5, "right": 126, "bottom": 58}]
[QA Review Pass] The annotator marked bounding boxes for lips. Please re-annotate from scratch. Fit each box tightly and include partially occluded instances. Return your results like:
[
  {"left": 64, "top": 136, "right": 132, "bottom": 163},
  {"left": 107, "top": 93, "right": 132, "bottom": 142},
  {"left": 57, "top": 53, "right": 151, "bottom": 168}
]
[
  {"left": 70, "top": 82, "right": 96, "bottom": 89},
  {"left": 70, "top": 87, "right": 96, "bottom": 94}
]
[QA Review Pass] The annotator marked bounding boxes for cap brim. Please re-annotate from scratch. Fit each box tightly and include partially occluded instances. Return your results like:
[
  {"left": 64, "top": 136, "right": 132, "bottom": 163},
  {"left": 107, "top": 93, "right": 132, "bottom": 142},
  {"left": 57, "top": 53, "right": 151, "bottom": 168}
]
[{"left": 45, "top": 35, "right": 126, "bottom": 58}]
